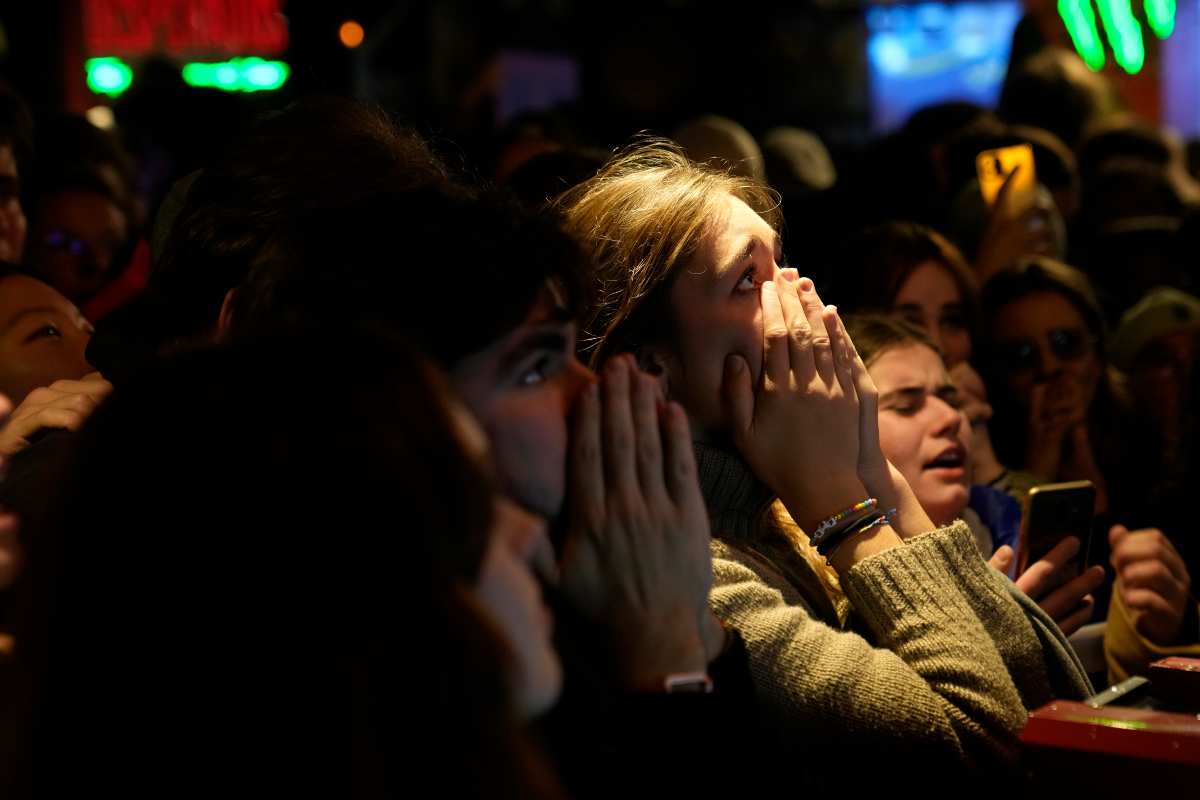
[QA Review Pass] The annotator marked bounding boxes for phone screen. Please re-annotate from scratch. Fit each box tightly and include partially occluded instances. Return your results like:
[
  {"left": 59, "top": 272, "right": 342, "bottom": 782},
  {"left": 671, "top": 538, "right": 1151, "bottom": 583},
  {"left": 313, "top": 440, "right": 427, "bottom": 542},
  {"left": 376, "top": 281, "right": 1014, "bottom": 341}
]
[
  {"left": 976, "top": 143, "right": 1037, "bottom": 216},
  {"left": 1017, "top": 480, "right": 1096, "bottom": 577}
]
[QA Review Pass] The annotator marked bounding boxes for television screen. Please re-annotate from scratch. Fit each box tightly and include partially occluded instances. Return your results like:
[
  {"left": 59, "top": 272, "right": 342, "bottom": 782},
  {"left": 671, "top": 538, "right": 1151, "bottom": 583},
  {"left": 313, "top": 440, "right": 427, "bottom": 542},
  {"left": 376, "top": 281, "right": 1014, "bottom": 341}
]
[{"left": 866, "top": 1, "right": 1022, "bottom": 133}]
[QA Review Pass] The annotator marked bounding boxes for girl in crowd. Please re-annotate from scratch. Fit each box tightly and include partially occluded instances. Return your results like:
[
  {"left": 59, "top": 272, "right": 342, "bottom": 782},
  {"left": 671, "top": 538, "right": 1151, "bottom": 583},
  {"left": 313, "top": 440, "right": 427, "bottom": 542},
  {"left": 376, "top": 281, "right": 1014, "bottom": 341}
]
[
  {"left": 0, "top": 264, "right": 111, "bottom": 458},
  {"left": 0, "top": 335, "right": 563, "bottom": 798},
  {"left": 979, "top": 257, "right": 1121, "bottom": 515},
  {"left": 845, "top": 312, "right": 1197, "bottom": 683},
  {"left": 559, "top": 139, "right": 1091, "bottom": 783}
]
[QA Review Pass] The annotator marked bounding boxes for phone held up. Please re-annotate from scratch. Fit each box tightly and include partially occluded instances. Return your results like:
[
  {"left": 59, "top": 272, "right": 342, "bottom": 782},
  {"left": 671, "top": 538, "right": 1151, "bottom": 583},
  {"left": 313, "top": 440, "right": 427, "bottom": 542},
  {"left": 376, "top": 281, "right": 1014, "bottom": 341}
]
[
  {"left": 1016, "top": 479, "right": 1096, "bottom": 579},
  {"left": 976, "top": 143, "right": 1037, "bottom": 218}
]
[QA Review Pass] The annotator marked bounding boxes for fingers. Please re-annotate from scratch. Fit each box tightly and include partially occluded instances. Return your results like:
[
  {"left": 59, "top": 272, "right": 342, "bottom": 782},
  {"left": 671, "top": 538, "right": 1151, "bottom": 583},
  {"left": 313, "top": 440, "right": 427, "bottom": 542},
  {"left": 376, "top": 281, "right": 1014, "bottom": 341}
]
[
  {"left": 760, "top": 281, "right": 792, "bottom": 389},
  {"left": 774, "top": 274, "right": 817, "bottom": 388},
  {"left": 797, "top": 277, "right": 835, "bottom": 386},
  {"left": 1014, "top": 536, "right": 1081, "bottom": 599},
  {"left": 601, "top": 357, "right": 640, "bottom": 502},
  {"left": 1118, "top": 559, "right": 1189, "bottom": 606},
  {"left": 1038, "top": 564, "right": 1105, "bottom": 621},
  {"left": 570, "top": 381, "right": 605, "bottom": 529},
  {"left": 989, "top": 545, "right": 1015, "bottom": 574},
  {"left": 630, "top": 368, "right": 668, "bottom": 501},
  {"left": 1054, "top": 595, "right": 1096, "bottom": 637},
  {"left": 841, "top": 322, "right": 882, "bottom": 460},
  {"left": 1110, "top": 527, "right": 1189, "bottom": 585},
  {"left": 825, "top": 306, "right": 856, "bottom": 401},
  {"left": 662, "top": 401, "right": 703, "bottom": 511},
  {"left": 0, "top": 393, "right": 10, "bottom": 421}
]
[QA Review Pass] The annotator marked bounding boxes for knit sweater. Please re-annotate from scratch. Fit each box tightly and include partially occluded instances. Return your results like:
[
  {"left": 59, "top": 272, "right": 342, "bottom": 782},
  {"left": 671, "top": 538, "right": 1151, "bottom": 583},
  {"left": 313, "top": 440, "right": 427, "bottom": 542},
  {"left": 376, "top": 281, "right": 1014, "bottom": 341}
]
[{"left": 696, "top": 442, "right": 1092, "bottom": 772}]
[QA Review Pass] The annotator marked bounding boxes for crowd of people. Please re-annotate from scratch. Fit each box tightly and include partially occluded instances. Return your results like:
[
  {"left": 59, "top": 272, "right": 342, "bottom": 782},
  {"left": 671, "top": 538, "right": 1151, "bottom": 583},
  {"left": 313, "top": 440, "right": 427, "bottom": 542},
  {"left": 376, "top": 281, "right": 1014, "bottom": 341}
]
[{"left": 0, "top": 41, "right": 1197, "bottom": 794}]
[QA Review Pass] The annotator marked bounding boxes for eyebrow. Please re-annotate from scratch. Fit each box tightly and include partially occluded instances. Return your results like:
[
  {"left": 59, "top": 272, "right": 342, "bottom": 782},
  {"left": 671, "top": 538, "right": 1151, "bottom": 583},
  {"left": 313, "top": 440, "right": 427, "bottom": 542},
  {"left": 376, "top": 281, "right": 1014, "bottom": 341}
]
[
  {"left": 717, "top": 233, "right": 784, "bottom": 279},
  {"left": 879, "top": 386, "right": 927, "bottom": 405},
  {"left": 0, "top": 307, "right": 66, "bottom": 336},
  {"left": 497, "top": 326, "right": 571, "bottom": 376}
]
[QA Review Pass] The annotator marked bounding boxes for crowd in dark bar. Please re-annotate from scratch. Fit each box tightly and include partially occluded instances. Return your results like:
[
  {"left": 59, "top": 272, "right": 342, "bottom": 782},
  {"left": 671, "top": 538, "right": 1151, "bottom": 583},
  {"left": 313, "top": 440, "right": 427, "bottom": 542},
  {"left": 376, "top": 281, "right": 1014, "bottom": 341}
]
[{"left": 0, "top": 1, "right": 1198, "bottom": 795}]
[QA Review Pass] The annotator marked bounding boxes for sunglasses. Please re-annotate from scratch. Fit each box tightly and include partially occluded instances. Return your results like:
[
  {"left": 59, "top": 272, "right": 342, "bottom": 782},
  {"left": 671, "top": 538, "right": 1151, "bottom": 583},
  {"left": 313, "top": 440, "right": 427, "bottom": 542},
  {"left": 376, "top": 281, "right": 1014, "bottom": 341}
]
[{"left": 992, "top": 328, "right": 1096, "bottom": 373}]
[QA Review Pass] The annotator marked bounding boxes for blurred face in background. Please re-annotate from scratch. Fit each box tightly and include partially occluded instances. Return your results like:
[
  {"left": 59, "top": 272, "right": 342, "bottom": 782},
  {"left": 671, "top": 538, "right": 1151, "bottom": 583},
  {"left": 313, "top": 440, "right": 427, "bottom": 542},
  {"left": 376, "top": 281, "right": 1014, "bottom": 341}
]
[
  {"left": 988, "top": 290, "right": 1101, "bottom": 418},
  {"left": 29, "top": 188, "right": 129, "bottom": 303},
  {"left": 0, "top": 142, "right": 26, "bottom": 264},
  {"left": 0, "top": 273, "right": 94, "bottom": 405},
  {"left": 893, "top": 260, "right": 972, "bottom": 368}
]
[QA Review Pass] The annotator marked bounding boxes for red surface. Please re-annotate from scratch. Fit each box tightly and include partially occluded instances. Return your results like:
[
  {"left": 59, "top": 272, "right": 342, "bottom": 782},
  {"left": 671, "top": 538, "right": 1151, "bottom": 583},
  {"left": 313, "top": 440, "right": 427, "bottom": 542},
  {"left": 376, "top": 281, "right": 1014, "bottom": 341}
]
[{"left": 1022, "top": 700, "right": 1200, "bottom": 765}]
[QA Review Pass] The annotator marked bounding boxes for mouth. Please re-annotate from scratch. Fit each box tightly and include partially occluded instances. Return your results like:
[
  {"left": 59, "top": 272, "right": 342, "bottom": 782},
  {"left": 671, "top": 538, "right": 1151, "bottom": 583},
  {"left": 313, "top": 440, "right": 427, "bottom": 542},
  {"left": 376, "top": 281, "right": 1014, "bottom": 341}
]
[{"left": 923, "top": 445, "right": 966, "bottom": 473}]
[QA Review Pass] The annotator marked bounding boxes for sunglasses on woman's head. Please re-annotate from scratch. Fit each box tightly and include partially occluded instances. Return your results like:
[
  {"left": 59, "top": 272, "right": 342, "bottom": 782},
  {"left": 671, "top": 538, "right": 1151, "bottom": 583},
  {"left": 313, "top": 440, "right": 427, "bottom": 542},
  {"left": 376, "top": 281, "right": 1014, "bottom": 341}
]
[{"left": 992, "top": 328, "right": 1095, "bottom": 373}]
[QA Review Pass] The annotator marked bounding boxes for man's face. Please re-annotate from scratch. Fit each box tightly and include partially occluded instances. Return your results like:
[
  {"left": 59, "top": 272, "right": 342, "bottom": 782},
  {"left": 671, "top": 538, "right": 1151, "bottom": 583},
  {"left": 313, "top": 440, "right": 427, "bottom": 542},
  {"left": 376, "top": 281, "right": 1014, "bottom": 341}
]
[
  {"left": 0, "top": 143, "right": 26, "bottom": 264},
  {"left": 0, "top": 274, "right": 95, "bottom": 405},
  {"left": 451, "top": 293, "right": 595, "bottom": 521}
]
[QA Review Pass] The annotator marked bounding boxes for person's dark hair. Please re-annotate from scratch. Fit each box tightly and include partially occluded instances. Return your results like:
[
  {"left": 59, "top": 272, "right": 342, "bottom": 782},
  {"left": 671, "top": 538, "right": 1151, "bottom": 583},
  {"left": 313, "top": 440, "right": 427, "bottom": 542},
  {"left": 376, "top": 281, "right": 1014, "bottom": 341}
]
[
  {"left": 998, "top": 48, "right": 1120, "bottom": 148},
  {"left": 941, "top": 119, "right": 1077, "bottom": 201},
  {"left": 843, "top": 313, "right": 940, "bottom": 367},
  {"left": 504, "top": 147, "right": 608, "bottom": 209},
  {"left": 147, "top": 96, "right": 451, "bottom": 350},
  {"left": 224, "top": 186, "right": 587, "bottom": 369},
  {"left": 980, "top": 256, "right": 1107, "bottom": 354},
  {"left": 834, "top": 222, "right": 980, "bottom": 338},
  {"left": 31, "top": 114, "right": 136, "bottom": 211},
  {"left": 1, "top": 335, "right": 560, "bottom": 798},
  {"left": 1077, "top": 116, "right": 1175, "bottom": 181}
]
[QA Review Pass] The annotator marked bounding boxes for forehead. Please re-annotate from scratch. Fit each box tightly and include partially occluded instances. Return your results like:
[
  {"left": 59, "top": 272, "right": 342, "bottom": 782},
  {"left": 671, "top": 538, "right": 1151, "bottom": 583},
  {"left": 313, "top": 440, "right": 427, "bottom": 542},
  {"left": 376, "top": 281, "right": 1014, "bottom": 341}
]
[
  {"left": 0, "top": 275, "right": 75, "bottom": 321},
  {"left": 692, "top": 193, "right": 776, "bottom": 276},
  {"left": 993, "top": 290, "right": 1085, "bottom": 334},
  {"left": 868, "top": 344, "right": 948, "bottom": 389},
  {"left": 896, "top": 260, "right": 960, "bottom": 304}
]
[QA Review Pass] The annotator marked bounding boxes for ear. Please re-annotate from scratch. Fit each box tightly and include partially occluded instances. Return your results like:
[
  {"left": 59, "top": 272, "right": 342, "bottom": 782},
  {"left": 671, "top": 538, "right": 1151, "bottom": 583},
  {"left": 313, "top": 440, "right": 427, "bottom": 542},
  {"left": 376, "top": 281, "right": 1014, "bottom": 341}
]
[
  {"left": 634, "top": 344, "right": 674, "bottom": 399},
  {"left": 215, "top": 288, "right": 237, "bottom": 342}
]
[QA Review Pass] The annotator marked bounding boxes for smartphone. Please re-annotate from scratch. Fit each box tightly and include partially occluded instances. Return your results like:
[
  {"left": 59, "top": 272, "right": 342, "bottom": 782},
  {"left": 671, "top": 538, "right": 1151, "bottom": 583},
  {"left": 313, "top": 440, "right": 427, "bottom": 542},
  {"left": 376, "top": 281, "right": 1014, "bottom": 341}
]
[
  {"left": 1017, "top": 480, "right": 1096, "bottom": 577},
  {"left": 976, "top": 143, "right": 1037, "bottom": 217}
]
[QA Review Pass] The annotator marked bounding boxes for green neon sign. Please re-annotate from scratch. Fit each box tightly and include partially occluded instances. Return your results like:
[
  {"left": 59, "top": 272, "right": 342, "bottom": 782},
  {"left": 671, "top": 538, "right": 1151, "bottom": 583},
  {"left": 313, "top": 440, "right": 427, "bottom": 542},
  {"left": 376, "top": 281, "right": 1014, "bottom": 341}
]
[
  {"left": 1060, "top": 0, "right": 1176, "bottom": 74},
  {"left": 86, "top": 57, "right": 133, "bottom": 97},
  {"left": 181, "top": 58, "right": 290, "bottom": 92}
]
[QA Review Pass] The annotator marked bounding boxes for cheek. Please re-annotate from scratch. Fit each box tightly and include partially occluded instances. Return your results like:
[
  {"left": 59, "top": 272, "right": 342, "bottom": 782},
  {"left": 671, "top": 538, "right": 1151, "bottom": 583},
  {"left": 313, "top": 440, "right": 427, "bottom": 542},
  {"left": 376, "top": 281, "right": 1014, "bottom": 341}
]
[
  {"left": 668, "top": 300, "right": 762, "bottom": 429},
  {"left": 941, "top": 331, "right": 972, "bottom": 367},
  {"left": 878, "top": 417, "right": 919, "bottom": 477}
]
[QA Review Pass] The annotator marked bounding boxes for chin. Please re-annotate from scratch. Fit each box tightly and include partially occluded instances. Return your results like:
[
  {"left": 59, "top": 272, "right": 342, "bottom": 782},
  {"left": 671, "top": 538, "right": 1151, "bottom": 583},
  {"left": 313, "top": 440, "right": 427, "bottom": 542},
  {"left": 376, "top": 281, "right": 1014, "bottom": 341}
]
[{"left": 920, "top": 486, "right": 969, "bottom": 527}]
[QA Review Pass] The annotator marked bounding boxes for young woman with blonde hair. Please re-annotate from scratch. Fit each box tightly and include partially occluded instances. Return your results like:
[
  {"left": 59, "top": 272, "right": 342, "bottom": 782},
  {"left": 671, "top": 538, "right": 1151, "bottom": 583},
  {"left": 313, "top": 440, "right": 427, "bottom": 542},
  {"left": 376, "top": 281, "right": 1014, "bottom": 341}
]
[{"left": 558, "top": 139, "right": 1091, "bottom": 782}]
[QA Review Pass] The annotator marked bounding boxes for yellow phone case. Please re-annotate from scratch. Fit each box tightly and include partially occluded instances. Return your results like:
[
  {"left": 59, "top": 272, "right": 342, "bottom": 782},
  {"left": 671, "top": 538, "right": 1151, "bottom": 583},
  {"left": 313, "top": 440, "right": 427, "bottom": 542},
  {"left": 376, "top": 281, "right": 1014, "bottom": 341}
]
[{"left": 976, "top": 143, "right": 1036, "bottom": 216}]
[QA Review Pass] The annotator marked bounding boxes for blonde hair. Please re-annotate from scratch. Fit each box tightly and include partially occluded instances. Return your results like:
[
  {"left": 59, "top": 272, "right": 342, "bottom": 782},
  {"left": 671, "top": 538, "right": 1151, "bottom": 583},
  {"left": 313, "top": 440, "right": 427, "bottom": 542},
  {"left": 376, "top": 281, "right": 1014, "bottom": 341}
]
[
  {"left": 557, "top": 136, "right": 780, "bottom": 368},
  {"left": 558, "top": 139, "right": 848, "bottom": 609}
]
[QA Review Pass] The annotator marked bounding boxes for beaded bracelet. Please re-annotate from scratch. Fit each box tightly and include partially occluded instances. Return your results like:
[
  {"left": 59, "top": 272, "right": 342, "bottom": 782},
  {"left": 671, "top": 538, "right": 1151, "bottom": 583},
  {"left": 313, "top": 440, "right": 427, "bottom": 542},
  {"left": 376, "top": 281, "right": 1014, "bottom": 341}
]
[
  {"left": 812, "top": 498, "right": 878, "bottom": 541},
  {"left": 815, "top": 507, "right": 899, "bottom": 557}
]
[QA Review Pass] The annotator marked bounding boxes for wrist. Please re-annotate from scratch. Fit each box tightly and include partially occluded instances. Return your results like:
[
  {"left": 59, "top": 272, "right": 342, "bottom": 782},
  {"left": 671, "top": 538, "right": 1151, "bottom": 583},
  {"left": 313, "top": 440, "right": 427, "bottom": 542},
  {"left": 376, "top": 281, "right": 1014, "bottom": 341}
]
[
  {"left": 780, "top": 478, "right": 868, "bottom": 534},
  {"left": 617, "top": 610, "right": 709, "bottom": 692}
]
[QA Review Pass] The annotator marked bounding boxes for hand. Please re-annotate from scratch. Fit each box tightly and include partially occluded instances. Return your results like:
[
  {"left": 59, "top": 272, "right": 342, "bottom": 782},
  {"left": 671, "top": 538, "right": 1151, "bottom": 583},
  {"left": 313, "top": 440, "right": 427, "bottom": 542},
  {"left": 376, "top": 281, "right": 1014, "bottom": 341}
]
[
  {"left": 559, "top": 355, "right": 715, "bottom": 689},
  {"left": 721, "top": 272, "right": 866, "bottom": 533},
  {"left": 0, "top": 373, "right": 113, "bottom": 457},
  {"left": 1024, "top": 377, "right": 1086, "bottom": 482},
  {"left": 949, "top": 362, "right": 1005, "bottom": 485},
  {"left": 1109, "top": 525, "right": 1192, "bottom": 646},
  {"left": 974, "top": 167, "right": 1058, "bottom": 284},
  {"left": 825, "top": 309, "right": 935, "bottom": 539},
  {"left": 991, "top": 537, "right": 1105, "bottom": 636}
]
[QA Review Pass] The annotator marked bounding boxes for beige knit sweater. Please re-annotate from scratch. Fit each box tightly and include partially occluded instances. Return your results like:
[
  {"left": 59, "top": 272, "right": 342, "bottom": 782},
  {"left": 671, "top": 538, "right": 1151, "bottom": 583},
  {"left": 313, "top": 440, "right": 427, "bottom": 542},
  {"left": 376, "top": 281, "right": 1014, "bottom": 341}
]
[{"left": 696, "top": 443, "right": 1092, "bottom": 770}]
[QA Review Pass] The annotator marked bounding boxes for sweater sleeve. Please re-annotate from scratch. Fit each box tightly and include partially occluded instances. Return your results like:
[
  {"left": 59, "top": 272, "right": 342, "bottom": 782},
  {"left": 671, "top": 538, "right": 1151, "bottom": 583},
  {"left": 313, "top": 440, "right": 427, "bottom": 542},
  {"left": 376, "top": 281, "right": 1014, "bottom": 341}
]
[
  {"left": 709, "top": 522, "right": 1028, "bottom": 767},
  {"left": 900, "top": 523, "right": 1094, "bottom": 706},
  {"left": 1104, "top": 587, "right": 1200, "bottom": 684}
]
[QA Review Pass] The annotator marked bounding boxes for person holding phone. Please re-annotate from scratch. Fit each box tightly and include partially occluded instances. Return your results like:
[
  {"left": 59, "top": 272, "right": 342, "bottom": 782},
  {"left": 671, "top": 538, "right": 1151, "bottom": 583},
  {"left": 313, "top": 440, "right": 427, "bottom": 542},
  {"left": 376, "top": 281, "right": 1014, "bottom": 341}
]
[{"left": 844, "top": 313, "right": 1106, "bottom": 637}]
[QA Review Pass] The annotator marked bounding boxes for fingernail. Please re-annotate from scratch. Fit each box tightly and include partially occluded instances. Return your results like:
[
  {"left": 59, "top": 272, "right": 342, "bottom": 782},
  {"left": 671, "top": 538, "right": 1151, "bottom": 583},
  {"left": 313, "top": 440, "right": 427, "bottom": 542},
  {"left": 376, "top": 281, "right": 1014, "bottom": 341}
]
[
  {"left": 782, "top": 268, "right": 799, "bottom": 282},
  {"left": 826, "top": 304, "right": 838, "bottom": 315},
  {"left": 798, "top": 277, "right": 814, "bottom": 292}
]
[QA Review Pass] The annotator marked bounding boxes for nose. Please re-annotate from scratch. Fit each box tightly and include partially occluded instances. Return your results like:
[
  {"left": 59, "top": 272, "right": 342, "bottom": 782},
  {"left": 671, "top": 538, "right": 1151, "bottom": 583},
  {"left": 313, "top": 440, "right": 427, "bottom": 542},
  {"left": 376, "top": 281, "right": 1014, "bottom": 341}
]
[
  {"left": 493, "top": 497, "right": 557, "bottom": 583},
  {"left": 563, "top": 357, "right": 597, "bottom": 408},
  {"left": 931, "top": 396, "right": 963, "bottom": 439}
]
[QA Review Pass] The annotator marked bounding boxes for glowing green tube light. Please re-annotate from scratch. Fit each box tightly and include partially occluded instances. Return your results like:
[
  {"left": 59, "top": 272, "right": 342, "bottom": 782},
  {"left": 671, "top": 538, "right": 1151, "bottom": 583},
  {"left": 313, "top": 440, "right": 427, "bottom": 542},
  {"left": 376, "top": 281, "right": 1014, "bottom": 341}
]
[
  {"left": 1059, "top": 0, "right": 1107, "bottom": 70},
  {"left": 1144, "top": 0, "right": 1176, "bottom": 38},
  {"left": 181, "top": 58, "right": 290, "bottom": 92},
  {"left": 1095, "top": 0, "right": 1145, "bottom": 73}
]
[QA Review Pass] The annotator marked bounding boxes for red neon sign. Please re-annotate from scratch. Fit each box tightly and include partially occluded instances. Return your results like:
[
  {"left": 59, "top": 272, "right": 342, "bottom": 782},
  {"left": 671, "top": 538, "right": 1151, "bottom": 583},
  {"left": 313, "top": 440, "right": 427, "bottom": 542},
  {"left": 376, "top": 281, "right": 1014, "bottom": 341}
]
[{"left": 83, "top": 0, "right": 289, "bottom": 58}]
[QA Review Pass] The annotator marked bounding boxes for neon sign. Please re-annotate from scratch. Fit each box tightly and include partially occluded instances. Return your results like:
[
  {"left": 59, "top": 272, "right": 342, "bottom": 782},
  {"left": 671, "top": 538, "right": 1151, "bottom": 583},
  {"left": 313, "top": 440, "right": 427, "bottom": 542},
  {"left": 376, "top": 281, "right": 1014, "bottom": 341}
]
[
  {"left": 83, "top": 0, "right": 289, "bottom": 58},
  {"left": 1059, "top": 0, "right": 1177, "bottom": 74}
]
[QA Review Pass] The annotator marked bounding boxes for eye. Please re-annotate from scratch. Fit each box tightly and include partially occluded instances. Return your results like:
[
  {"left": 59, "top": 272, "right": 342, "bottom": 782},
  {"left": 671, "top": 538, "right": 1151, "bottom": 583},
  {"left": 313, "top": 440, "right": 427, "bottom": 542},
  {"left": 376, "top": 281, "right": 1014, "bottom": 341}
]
[
  {"left": 518, "top": 353, "right": 566, "bottom": 387},
  {"left": 735, "top": 266, "right": 757, "bottom": 292},
  {"left": 940, "top": 311, "right": 967, "bottom": 330},
  {"left": 25, "top": 324, "right": 63, "bottom": 343}
]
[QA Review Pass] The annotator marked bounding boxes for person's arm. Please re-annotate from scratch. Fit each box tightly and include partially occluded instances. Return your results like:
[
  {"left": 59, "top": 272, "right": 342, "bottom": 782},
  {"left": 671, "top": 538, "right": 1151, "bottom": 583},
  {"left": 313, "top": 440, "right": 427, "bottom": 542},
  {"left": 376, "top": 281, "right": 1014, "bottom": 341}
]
[
  {"left": 710, "top": 529, "right": 1029, "bottom": 767},
  {"left": 0, "top": 374, "right": 112, "bottom": 458}
]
